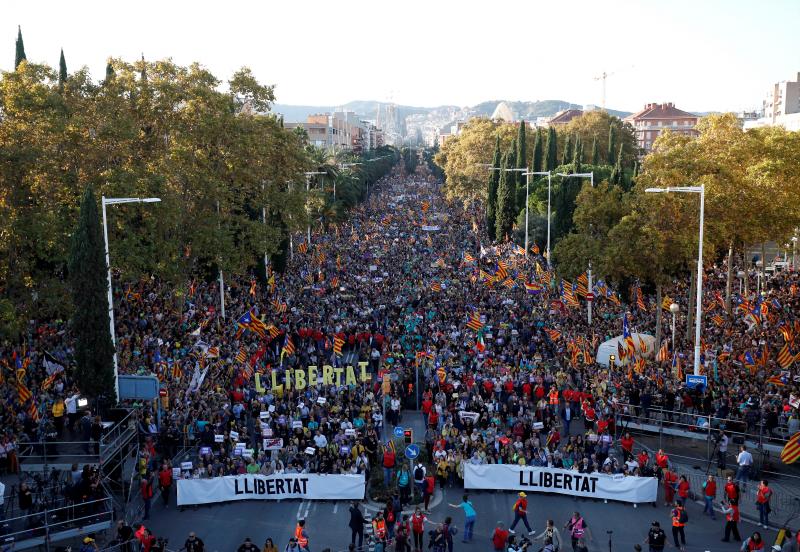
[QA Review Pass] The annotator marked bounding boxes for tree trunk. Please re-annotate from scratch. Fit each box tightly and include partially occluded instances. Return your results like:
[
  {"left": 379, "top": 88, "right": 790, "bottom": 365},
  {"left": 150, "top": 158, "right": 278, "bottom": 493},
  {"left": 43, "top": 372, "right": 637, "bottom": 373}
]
[
  {"left": 655, "top": 283, "right": 663, "bottom": 350},
  {"left": 725, "top": 240, "right": 734, "bottom": 314},
  {"left": 761, "top": 242, "right": 767, "bottom": 292},
  {"left": 687, "top": 264, "right": 695, "bottom": 343}
]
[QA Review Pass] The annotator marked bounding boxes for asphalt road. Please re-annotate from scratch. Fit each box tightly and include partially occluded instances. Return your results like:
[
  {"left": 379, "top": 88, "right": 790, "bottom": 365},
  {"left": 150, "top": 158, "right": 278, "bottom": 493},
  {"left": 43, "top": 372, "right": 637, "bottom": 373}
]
[{"left": 141, "top": 483, "right": 777, "bottom": 552}]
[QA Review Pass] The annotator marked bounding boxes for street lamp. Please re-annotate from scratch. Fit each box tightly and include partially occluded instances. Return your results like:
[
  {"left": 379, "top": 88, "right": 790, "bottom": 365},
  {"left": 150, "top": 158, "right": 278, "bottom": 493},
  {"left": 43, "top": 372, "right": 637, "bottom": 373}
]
[
  {"left": 304, "top": 171, "right": 326, "bottom": 245},
  {"left": 101, "top": 196, "right": 161, "bottom": 401},
  {"left": 792, "top": 236, "right": 798, "bottom": 271},
  {"left": 646, "top": 185, "right": 705, "bottom": 376},
  {"left": 481, "top": 165, "right": 530, "bottom": 255},
  {"left": 737, "top": 270, "right": 745, "bottom": 295},
  {"left": 556, "top": 171, "right": 594, "bottom": 188},
  {"left": 669, "top": 303, "right": 679, "bottom": 351},
  {"left": 528, "top": 171, "right": 552, "bottom": 266}
]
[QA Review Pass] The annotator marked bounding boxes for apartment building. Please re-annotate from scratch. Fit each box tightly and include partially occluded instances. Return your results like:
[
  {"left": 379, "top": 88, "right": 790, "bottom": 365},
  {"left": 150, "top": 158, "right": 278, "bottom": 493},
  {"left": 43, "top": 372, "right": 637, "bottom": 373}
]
[{"left": 624, "top": 103, "right": 698, "bottom": 152}]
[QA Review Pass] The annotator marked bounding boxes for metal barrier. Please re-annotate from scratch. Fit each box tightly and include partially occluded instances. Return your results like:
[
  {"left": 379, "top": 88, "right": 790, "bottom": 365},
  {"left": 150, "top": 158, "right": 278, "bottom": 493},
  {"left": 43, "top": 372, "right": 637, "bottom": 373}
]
[{"left": 0, "top": 496, "right": 114, "bottom": 551}]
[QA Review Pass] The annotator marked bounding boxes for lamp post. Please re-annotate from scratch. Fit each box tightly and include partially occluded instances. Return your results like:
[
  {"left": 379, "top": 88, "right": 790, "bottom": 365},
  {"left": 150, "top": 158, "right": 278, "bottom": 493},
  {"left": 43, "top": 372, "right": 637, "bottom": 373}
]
[
  {"left": 609, "top": 354, "right": 615, "bottom": 369},
  {"left": 481, "top": 165, "right": 530, "bottom": 255},
  {"left": 646, "top": 185, "right": 705, "bottom": 376},
  {"left": 304, "top": 171, "right": 326, "bottom": 244},
  {"left": 669, "top": 303, "right": 679, "bottom": 351},
  {"left": 737, "top": 270, "right": 745, "bottom": 294},
  {"left": 101, "top": 196, "right": 161, "bottom": 402},
  {"left": 792, "top": 236, "right": 798, "bottom": 271},
  {"left": 556, "top": 171, "right": 594, "bottom": 188},
  {"left": 528, "top": 171, "right": 552, "bottom": 266}
]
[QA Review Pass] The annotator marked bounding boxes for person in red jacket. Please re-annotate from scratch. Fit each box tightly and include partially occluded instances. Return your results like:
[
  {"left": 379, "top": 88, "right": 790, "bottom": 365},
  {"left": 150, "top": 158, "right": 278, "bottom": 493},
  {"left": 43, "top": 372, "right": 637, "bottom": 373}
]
[
  {"left": 382, "top": 445, "right": 396, "bottom": 485},
  {"left": 158, "top": 462, "right": 173, "bottom": 507},
  {"left": 702, "top": 474, "right": 717, "bottom": 519},
  {"left": 423, "top": 472, "right": 436, "bottom": 511},
  {"left": 491, "top": 521, "right": 509, "bottom": 552},
  {"left": 411, "top": 507, "right": 427, "bottom": 552},
  {"left": 676, "top": 475, "right": 690, "bottom": 505},
  {"left": 509, "top": 492, "right": 534, "bottom": 535},
  {"left": 662, "top": 468, "right": 678, "bottom": 506},
  {"left": 619, "top": 432, "right": 635, "bottom": 461},
  {"left": 724, "top": 475, "right": 740, "bottom": 502}
]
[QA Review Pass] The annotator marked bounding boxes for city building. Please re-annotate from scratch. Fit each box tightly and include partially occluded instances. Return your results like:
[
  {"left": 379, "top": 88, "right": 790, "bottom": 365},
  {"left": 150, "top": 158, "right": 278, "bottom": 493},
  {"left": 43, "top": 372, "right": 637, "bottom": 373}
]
[
  {"left": 546, "top": 108, "right": 583, "bottom": 127},
  {"left": 743, "top": 72, "right": 800, "bottom": 132},
  {"left": 286, "top": 111, "right": 382, "bottom": 151},
  {"left": 624, "top": 102, "right": 699, "bottom": 153},
  {"left": 438, "top": 121, "right": 467, "bottom": 146}
]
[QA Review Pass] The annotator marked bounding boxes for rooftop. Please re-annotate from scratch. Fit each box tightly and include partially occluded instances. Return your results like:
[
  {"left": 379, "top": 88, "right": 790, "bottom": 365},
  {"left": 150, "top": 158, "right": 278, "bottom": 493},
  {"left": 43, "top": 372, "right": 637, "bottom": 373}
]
[{"left": 626, "top": 102, "right": 697, "bottom": 121}]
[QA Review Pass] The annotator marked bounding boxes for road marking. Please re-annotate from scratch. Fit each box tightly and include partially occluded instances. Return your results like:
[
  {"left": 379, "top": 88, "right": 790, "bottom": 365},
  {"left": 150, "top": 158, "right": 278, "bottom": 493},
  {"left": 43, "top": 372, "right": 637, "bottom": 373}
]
[
  {"left": 296, "top": 500, "right": 306, "bottom": 519},
  {"left": 333, "top": 502, "right": 339, "bottom": 514}
]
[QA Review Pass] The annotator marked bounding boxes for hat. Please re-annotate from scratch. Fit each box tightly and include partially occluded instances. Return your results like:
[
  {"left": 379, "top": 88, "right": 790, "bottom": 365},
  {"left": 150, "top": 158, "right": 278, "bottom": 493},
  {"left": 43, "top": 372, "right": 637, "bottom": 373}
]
[
  {"left": 518, "top": 492, "right": 527, "bottom": 497},
  {"left": 83, "top": 538, "right": 95, "bottom": 544},
  {"left": 652, "top": 521, "right": 660, "bottom": 527}
]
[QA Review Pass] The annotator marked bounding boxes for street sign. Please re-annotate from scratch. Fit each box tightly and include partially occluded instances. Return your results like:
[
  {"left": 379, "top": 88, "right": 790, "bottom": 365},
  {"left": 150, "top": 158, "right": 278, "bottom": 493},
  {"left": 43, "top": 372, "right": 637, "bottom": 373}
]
[
  {"left": 586, "top": 292, "right": 595, "bottom": 301},
  {"left": 405, "top": 444, "right": 420, "bottom": 460},
  {"left": 686, "top": 374, "right": 708, "bottom": 390},
  {"left": 393, "top": 426, "right": 405, "bottom": 438}
]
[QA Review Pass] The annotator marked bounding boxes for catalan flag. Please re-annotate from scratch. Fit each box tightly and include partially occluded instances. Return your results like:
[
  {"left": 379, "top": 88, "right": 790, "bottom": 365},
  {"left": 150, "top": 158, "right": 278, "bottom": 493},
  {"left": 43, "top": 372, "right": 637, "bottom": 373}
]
[
  {"left": 266, "top": 324, "right": 281, "bottom": 339},
  {"left": 656, "top": 340, "right": 670, "bottom": 362},
  {"left": 421, "top": 200, "right": 430, "bottom": 212},
  {"left": 170, "top": 362, "right": 183, "bottom": 380},
  {"left": 532, "top": 243, "right": 540, "bottom": 255},
  {"left": 436, "top": 365, "right": 446, "bottom": 383},
  {"left": 779, "top": 325, "right": 794, "bottom": 344},
  {"left": 673, "top": 354, "right": 683, "bottom": 381},
  {"left": 249, "top": 278, "right": 256, "bottom": 297},
  {"left": 781, "top": 432, "right": 800, "bottom": 464},
  {"left": 236, "top": 308, "right": 267, "bottom": 338},
  {"left": 662, "top": 296, "right": 674, "bottom": 311},
  {"left": 463, "top": 252, "right": 476, "bottom": 263},
  {"left": 638, "top": 335, "right": 648, "bottom": 354},
  {"left": 513, "top": 244, "right": 526, "bottom": 256},
  {"left": 502, "top": 278, "right": 515, "bottom": 289},
  {"left": 544, "top": 328, "right": 561, "bottom": 341},
  {"left": 430, "top": 281, "right": 442, "bottom": 292},
  {"left": 41, "top": 371, "right": 59, "bottom": 390},
  {"left": 281, "top": 335, "right": 296, "bottom": 357},
  {"left": 235, "top": 348, "right": 248, "bottom": 363},
  {"left": 576, "top": 273, "right": 589, "bottom": 297},
  {"left": 466, "top": 312, "right": 484, "bottom": 332},
  {"left": 778, "top": 343, "right": 795, "bottom": 369},
  {"left": 765, "top": 373, "right": 787, "bottom": 387},
  {"left": 298, "top": 241, "right": 308, "bottom": 254},
  {"left": 434, "top": 258, "right": 447, "bottom": 269},
  {"left": 333, "top": 336, "right": 345, "bottom": 356},
  {"left": 271, "top": 298, "right": 288, "bottom": 314},
  {"left": 495, "top": 261, "right": 509, "bottom": 281},
  {"left": 636, "top": 287, "right": 647, "bottom": 311},
  {"left": 710, "top": 313, "right": 725, "bottom": 326},
  {"left": 330, "top": 276, "right": 339, "bottom": 289},
  {"left": 740, "top": 351, "right": 756, "bottom": 373},
  {"left": 561, "top": 281, "right": 579, "bottom": 308}
]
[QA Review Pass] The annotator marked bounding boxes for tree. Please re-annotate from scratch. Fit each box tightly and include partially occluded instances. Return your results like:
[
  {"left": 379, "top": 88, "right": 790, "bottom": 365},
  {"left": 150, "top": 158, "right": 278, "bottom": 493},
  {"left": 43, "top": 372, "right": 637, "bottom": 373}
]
[
  {"left": 609, "top": 144, "right": 624, "bottom": 187},
  {"left": 545, "top": 127, "right": 557, "bottom": 171},
  {"left": 495, "top": 149, "right": 517, "bottom": 241},
  {"left": 572, "top": 134, "right": 583, "bottom": 171},
  {"left": 68, "top": 186, "right": 116, "bottom": 400},
  {"left": 58, "top": 49, "right": 67, "bottom": 88},
  {"left": 516, "top": 122, "right": 527, "bottom": 206},
  {"left": 607, "top": 124, "right": 617, "bottom": 165},
  {"left": 104, "top": 60, "right": 115, "bottom": 84},
  {"left": 532, "top": 129, "right": 543, "bottom": 173},
  {"left": 15, "top": 26, "right": 26, "bottom": 69},
  {"left": 561, "top": 133, "right": 572, "bottom": 166},
  {"left": 486, "top": 135, "right": 501, "bottom": 241},
  {"left": 591, "top": 135, "right": 600, "bottom": 166}
]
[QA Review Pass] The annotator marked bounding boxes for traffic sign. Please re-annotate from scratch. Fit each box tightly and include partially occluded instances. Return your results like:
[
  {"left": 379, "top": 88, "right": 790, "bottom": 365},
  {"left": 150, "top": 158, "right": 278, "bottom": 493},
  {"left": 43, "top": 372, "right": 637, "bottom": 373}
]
[
  {"left": 586, "top": 292, "right": 595, "bottom": 301},
  {"left": 393, "top": 426, "right": 405, "bottom": 438},
  {"left": 686, "top": 374, "right": 708, "bottom": 390},
  {"left": 405, "top": 444, "right": 420, "bottom": 460}
]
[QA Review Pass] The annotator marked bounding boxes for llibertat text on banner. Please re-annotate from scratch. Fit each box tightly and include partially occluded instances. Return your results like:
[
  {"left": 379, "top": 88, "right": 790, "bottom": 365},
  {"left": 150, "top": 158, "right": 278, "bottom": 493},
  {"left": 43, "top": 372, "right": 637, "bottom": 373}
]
[
  {"left": 464, "top": 464, "right": 657, "bottom": 504},
  {"left": 177, "top": 473, "right": 366, "bottom": 506}
]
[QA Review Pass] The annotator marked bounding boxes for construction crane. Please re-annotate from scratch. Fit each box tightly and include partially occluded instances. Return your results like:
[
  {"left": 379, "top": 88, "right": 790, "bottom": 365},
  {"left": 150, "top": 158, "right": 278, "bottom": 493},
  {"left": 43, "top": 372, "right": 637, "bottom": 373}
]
[{"left": 593, "top": 71, "right": 614, "bottom": 110}]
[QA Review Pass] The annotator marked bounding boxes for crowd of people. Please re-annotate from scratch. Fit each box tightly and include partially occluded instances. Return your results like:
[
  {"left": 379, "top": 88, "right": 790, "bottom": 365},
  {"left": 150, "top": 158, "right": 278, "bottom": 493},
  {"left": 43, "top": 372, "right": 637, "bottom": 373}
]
[{"left": 1, "top": 161, "right": 800, "bottom": 550}]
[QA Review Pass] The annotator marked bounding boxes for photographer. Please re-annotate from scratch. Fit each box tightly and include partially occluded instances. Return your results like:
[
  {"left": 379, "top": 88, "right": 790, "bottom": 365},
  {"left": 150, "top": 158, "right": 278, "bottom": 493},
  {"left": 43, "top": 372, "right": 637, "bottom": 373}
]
[
  {"left": 533, "top": 520, "right": 562, "bottom": 551},
  {"left": 643, "top": 522, "right": 666, "bottom": 552}
]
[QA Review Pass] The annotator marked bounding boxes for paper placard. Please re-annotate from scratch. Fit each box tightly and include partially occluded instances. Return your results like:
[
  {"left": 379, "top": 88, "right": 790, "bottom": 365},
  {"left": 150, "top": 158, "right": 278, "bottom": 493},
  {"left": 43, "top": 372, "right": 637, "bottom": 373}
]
[
  {"left": 292, "top": 420, "right": 303, "bottom": 429},
  {"left": 263, "top": 438, "right": 283, "bottom": 450},
  {"left": 235, "top": 442, "right": 245, "bottom": 450},
  {"left": 458, "top": 411, "right": 480, "bottom": 422},
  {"left": 262, "top": 427, "right": 273, "bottom": 437},
  {"left": 259, "top": 411, "right": 269, "bottom": 419},
  {"left": 181, "top": 462, "right": 193, "bottom": 470},
  {"left": 229, "top": 431, "right": 239, "bottom": 441},
  {"left": 532, "top": 422, "right": 544, "bottom": 430},
  {"left": 214, "top": 434, "right": 224, "bottom": 443},
  {"left": 317, "top": 397, "right": 327, "bottom": 405},
  {"left": 200, "top": 447, "right": 211, "bottom": 456},
  {"left": 345, "top": 428, "right": 357, "bottom": 436},
  {"left": 172, "top": 467, "right": 181, "bottom": 478},
  {"left": 243, "top": 449, "right": 255, "bottom": 458},
  {"left": 233, "top": 448, "right": 242, "bottom": 456},
  {"left": 268, "top": 404, "right": 276, "bottom": 412},
  {"left": 369, "top": 265, "right": 377, "bottom": 272},
  {"left": 305, "top": 447, "right": 316, "bottom": 455}
]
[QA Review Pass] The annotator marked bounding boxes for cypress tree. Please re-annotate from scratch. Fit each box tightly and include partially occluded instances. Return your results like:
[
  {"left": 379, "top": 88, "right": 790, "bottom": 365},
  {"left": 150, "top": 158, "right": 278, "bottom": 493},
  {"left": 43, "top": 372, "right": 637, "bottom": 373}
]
[
  {"left": 14, "top": 26, "right": 26, "bottom": 69},
  {"left": 486, "top": 135, "right": 501, "bottom": 242},
  {"left": 58, "top": 49, "right": 67, "bottom": 88},
  {"left": 68, "top": 186, "right": 116, "bottom": 400},
  {"left": 545, "top": 127, "right": 557, "bottom": 171},
  {"left": 532, "top": 130, "right": 543, "bottom": 173},
  {"left": 607, "top": 124, "right": 617, "bottom": 165},
  {"left": 495, "top": 149, "right": 517, "bottom": 241},
  {"left": 508, "top": 137, "right": 517, "bottom": 192},
  {"left": 572, "top": 134, "right": 583, "bottom": 165},
  {"left": 561, "top": 134, "right": 572, "bottom": 166},
  {"left": 610, "top": 144, "right": 624, "bottom": 187},
  {"left": 516, "top": 123, "right": 528, "bottom": 209},
  {"left": 104, "top": 61, "right": 115, "bottom": 85},
  {"left": 591, "top": 135, "right": 599, "bottom": 166}
]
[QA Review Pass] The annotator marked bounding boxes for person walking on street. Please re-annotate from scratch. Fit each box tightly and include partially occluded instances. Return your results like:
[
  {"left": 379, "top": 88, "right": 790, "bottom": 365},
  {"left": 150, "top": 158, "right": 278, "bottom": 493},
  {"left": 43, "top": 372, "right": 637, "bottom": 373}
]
[
  {"left": 565, "top": 512, "right": 592, "bottom": 552},
  {"left": 140, "top": 470, "right": 154, "bottom": 520},
  {"left": 262, "top": 538, "right": 278, "bottom": 552},
  {"left": 413, "top": 462, "right": 426, "bottom": 498},
  {"left": 294, "top": 520, "right": 310, "bottom": 552},
  {"left": 491, "top": 521, "right": 509, "bottom": 552},
  {"left": 158, "top": 462, "right": 173, "bottom": 508},
  {"left": 348, "top": 501, "right": 366, "bottom": 549},
  {"left": 756, "top": 480, "right": 773, "bottom": 529},
  {"left": 643, "top": 521, "right": 667, "bottom": 552},
  {"left": 181, "top": 532, "right": 204, "bottom": 552},
  {"left": 237, "top": 538, "right": 259, "bottom": 552},
  {"left": 447, "top": 494, "right": 476, "bottom": 543},
  {"left": 534, "top": 519, "right": 563, "bottom": 551},
  {"left": 423, "top": 471, "right": 435, "bottom": 511},
  {"left": 411, "top": 507, "right": 427, "bottom": 552},
  {"left": 736, "top": 445, "right": 753, "bottom": 487},
  {"left": 662, "top": 468, "right": 678, "bottom": 506},
  {"left": 372, "top": 511, "right": 388, "bottom": 544},
  {"left": 670, "top": 501, "right": 688, "bottom": 551},
  {"left": 721, "top": 499, "right": 742, "bottom": 543},
  {"left": 703, "top": 474, "right": 717, "bottom": 519},
  {"left": 509, "top": 492, "right": 534, "bottom": 535}
]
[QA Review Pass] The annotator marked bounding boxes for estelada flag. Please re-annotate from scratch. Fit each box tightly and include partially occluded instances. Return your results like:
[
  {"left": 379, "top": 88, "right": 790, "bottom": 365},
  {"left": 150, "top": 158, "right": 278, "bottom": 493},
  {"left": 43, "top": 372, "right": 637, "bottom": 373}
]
[{"left": 781, "top": 432, "right": 800, "bottom": 464}]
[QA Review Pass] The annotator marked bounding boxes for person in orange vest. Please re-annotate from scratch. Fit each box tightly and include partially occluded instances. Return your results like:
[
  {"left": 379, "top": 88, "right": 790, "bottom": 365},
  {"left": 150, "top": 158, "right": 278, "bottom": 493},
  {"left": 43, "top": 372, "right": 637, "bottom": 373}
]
[
  {"left": 548, "top": 388, "right": 559, "bottom": 409},
  {"left": 372, "top": 511, "right": 388, "bottom": 543},
  {"left": 670, "top": 501, "right": 687, "bottom": 551},
  {"left": 294, "top": 519, "right": 310, "bottom": 551}
]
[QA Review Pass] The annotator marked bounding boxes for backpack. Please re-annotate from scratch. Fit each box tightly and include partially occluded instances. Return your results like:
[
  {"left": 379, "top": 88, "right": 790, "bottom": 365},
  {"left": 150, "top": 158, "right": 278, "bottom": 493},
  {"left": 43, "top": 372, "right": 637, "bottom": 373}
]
[
  {"left": 399, "top": 471, "right": 409, "bottom": 486},
  {"left": 414, "top": 466, "right": 424, "bottom": 480},
  {"left": 678, "top": 508, "right": 688, "bottom": 524}
]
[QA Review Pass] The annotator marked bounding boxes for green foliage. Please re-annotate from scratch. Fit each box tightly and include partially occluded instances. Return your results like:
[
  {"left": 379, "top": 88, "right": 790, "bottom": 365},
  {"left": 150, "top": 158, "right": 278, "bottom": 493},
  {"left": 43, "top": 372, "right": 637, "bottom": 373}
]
[
  {"left": 402, "top": 147, "right": 418, "bottom": 174},
  {"left": 58, "top": 49, "right": 67, "bottom": 88},
  {"left": 495, "top": 150, "right": 517, "bottom": 241},
  {"left": 591, "top": 136, "right": 599, "bottom": 166},
  {"left": 68, "top": 186, "right": 116, "bottom": 400},
  {"left": 15, "top": 26, "right": 26, "bottom": 69},
  {"left": 607, "top": 124, "right": 617, "bottom": 165},
  {"left": 561, "top": 134, "right": 572, "bottom": 166},
  {"left": 486, "top": 136, "right": 501, "bottom": 242},
  {"left": 545, "top": 127, "right": 557, "bottom": 171},
  {"left": 532, "top": 129, "right": 543, "bottom": 173}
]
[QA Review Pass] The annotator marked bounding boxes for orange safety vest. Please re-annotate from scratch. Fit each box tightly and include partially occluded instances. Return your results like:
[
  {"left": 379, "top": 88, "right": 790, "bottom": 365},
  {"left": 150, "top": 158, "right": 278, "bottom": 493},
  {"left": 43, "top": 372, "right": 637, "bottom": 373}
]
[
  {"left": 373, "top": 519, "right": 387, "bottom": 539},
  {"left": 549, "top": 389, "right": 559, "bottom": 405},
  {"left": 672, "top": 508, "right": 685, "bottom": 527},
  {"left": 295, "top": 525, "right": 308, "bottom": 548}
]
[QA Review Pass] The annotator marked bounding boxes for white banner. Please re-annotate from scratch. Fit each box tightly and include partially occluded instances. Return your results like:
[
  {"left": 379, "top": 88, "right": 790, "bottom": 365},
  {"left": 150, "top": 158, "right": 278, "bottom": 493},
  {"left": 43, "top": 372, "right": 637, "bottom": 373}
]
[
  {"left": 177, "top": 474, "right": 366, "bottom": 506},
  {"left": 464, "top": 464, "right": 657, "bottom": 504}
]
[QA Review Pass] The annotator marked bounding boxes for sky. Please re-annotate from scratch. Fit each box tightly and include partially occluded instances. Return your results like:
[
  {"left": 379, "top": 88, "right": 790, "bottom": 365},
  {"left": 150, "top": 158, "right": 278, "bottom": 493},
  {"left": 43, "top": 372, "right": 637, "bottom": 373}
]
[{"left": 4, "top": 0, "right": 800, "bottom": 113}]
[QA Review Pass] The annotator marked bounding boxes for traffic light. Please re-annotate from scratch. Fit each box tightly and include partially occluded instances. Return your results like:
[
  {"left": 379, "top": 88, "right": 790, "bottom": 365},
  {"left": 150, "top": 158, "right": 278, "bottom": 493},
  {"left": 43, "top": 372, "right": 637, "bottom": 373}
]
[{"left": 404, "top": 429, "right": 413, "bottom": 444}]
